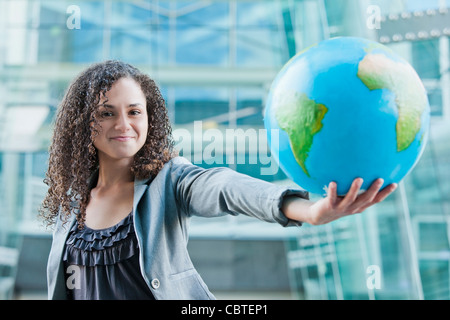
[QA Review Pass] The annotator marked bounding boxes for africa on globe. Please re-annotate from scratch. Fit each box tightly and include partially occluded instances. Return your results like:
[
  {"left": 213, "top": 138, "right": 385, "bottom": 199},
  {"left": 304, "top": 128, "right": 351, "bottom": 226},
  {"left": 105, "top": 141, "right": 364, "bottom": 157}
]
[{"left": 264, "top": 37, "right": 430, "bottom": 195}]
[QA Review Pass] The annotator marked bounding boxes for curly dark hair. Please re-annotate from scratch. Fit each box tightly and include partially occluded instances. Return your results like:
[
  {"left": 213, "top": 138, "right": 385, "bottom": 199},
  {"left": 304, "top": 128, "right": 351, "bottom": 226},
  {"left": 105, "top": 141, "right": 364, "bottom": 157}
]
[{"left": 39, "top": 60, "right": 176, "bottom": 229}]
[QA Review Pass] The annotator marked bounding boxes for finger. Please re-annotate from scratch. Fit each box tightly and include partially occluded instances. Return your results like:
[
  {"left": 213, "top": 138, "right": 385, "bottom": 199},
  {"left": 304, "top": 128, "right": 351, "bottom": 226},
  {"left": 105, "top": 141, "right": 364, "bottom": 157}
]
[
  {"left": 327, "top": 181, "right": 338, "bottom": 206},
  {"left": 373, "top": 183, "right": 398, "bottom": 203},
  {"left": 339, "top": 178, "right": 363, "bottom": 209},
  {"left": 355, "top": 179, "right": 384, "bottom": 211},
  {"left": 359, "top": 178, "right": 384, "bottom": 204},
  {"left": 354, "top": 182, "right": 397, "bottom": 213}
]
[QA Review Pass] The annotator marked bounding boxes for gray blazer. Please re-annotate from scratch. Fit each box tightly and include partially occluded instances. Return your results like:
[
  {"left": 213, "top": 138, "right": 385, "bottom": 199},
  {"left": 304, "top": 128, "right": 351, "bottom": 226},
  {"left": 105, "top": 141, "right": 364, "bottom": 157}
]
[{"left": 47, "top": 156, "right": 308, "bottom": 300}]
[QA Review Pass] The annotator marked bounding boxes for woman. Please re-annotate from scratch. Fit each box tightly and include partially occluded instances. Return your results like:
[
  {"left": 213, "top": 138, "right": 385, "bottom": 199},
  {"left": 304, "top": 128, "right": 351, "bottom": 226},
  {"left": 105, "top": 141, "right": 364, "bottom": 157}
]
[{"left": 40, "top": 60, "right": 397, "bottom": 300}]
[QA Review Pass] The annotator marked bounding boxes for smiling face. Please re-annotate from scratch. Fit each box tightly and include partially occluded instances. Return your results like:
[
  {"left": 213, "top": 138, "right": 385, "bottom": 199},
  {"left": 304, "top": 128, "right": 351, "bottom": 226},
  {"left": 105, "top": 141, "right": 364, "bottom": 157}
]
[{"left": 93, "top": 77, "right": 148, "bottom": 164}]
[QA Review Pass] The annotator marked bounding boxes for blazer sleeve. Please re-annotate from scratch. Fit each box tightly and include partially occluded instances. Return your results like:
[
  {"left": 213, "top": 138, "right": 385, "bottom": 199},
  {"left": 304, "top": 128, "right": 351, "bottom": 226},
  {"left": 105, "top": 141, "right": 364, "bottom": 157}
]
[{"left": 169, "top": 157, "right": 308, "bottom": 227}]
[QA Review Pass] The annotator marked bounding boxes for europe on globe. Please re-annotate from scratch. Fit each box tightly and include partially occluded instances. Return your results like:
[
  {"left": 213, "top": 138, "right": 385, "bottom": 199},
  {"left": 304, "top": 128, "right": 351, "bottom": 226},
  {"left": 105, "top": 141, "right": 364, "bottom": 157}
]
[{"left": 264, "top": 37, "right": 430, "bottom": 195}]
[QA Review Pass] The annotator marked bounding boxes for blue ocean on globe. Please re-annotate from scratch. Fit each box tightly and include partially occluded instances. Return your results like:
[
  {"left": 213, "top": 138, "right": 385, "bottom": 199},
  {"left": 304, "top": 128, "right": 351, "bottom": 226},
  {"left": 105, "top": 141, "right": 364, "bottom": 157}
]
[{"left": 264, "top": 37, "right": 430, "bottom": 195}]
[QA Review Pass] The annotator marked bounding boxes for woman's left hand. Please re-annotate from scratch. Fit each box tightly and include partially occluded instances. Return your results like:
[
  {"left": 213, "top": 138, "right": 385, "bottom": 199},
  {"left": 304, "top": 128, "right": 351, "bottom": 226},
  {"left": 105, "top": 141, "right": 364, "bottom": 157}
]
[{"left": 282, "top": 178, "right": 398, "bottom": 226}]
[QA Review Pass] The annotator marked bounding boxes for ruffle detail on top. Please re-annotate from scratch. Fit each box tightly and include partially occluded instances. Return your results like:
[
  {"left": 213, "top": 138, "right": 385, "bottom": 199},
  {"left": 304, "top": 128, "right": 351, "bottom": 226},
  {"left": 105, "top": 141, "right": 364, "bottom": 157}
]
[{"left": 63, "top": 212, "right": 139, "bottom": 267}]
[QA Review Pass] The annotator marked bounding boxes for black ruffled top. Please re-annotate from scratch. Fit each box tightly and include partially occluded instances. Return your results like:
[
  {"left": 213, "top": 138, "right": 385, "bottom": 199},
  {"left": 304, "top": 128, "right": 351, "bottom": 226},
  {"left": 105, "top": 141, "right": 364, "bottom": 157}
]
[{"left": 62, "top": 212, "right": 154, "bottom": 300}]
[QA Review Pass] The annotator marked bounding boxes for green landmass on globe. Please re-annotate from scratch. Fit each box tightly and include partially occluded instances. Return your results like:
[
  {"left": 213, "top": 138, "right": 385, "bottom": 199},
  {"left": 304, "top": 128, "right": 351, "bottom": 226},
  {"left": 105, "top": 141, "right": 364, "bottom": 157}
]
[
  {"left": 275, "top": 92, "right": 328, "bottom": 177},
  {"left": 274, "top": 44, "right": 426, "bottom": 177},
  {"left": 357, "top": 53, "right": 427, "bottom": 152}
]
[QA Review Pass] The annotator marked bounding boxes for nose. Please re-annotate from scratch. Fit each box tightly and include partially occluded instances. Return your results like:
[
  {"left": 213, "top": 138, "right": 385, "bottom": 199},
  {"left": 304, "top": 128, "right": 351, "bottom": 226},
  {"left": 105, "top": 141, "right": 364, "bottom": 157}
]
[{"left": 114, "top": 112, "right": 131, "bottom": 132}]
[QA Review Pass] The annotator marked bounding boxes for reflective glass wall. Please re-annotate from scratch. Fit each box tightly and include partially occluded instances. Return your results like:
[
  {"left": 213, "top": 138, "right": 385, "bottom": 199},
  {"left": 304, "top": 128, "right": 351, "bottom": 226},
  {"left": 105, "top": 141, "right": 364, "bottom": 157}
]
[{"left": 0, "top": 0, "right": 449, "bottom": 300}]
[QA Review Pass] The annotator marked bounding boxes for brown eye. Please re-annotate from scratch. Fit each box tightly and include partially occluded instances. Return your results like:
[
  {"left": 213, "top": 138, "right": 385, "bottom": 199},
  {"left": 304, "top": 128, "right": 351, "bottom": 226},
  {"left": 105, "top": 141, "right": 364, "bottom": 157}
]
[
  {"left": 101, "top": 111, "right": 113, "bottom": 118},
  {"left": 130, "top": 110, "right": 141, "bottom": 116}
]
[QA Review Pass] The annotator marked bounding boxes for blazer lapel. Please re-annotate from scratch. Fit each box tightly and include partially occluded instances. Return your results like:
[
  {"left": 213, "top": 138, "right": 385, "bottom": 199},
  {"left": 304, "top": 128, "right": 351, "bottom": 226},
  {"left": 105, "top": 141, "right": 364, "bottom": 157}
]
[
  {"left": 133, "top": 177, "right": 150, "bottom": 211},
  {"left": 48, "top": 214, "right": 76, "bottom": 299}
]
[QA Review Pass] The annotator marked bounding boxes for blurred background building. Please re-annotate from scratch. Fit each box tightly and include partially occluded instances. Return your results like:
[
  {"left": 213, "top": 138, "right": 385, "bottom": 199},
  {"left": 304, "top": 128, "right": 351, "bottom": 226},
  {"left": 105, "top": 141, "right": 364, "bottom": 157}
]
[{"left": 0, "top": 0, "right": 449, "bottom": 300}]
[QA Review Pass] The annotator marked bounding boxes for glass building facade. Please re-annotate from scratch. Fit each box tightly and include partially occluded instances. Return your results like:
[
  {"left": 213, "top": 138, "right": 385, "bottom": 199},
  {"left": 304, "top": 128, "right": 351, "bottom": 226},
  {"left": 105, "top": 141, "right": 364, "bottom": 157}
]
[{"left": 0, "top": 0, "right": 449, "bottom": 300}]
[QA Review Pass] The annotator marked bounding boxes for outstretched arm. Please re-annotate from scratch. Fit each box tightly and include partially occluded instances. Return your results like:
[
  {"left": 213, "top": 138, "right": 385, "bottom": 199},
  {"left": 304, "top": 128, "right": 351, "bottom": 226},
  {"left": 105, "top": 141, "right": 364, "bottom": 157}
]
[{"left": 282, "top": 178, "right": 398, "bottom": 225}]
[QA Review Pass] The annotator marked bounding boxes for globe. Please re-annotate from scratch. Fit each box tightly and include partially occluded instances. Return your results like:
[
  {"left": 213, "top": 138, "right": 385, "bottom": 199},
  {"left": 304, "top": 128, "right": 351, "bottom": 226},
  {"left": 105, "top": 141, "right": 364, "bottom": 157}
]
[{"left": 264, "top": 37, "right": 430, "bottom": 195}]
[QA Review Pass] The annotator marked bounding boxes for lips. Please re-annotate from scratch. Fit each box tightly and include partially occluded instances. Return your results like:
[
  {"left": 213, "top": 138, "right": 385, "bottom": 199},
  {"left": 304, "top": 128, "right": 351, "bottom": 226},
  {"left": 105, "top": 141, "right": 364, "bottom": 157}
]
[{"left": 110, "top": 136, "right": 134, "bottom": 142}]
